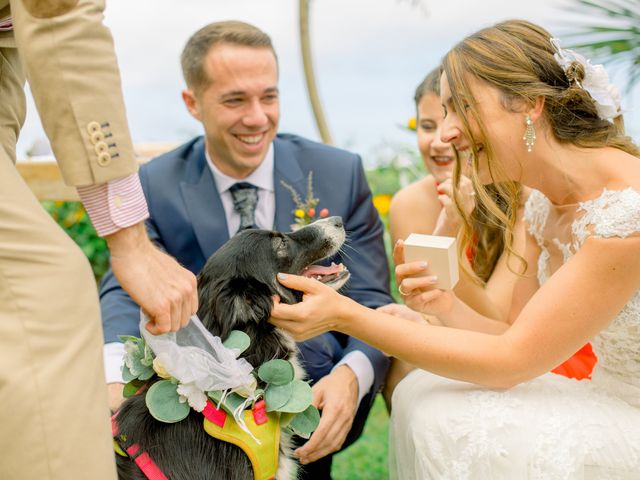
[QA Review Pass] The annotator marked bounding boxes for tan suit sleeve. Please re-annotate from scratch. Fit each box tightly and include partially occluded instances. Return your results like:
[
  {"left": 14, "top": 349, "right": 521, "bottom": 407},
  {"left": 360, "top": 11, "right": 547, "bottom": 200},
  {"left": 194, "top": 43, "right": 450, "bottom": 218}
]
[{"left": 10, "top": 0, "right": 137, "bottom": 186}]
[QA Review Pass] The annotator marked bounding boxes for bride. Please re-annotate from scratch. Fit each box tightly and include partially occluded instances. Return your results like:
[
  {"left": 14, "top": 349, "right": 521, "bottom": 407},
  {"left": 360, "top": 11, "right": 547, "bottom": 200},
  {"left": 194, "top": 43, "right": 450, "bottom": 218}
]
[{"left": 271, "top": 19, "right": 640, "bottom": 479}]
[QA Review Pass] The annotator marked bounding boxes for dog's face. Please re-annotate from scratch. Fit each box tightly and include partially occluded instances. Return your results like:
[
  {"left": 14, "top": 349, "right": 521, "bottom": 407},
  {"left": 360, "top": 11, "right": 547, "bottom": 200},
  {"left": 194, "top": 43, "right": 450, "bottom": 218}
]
[{"left": 197, "top": 216, "right": 350, "bottom": 336}]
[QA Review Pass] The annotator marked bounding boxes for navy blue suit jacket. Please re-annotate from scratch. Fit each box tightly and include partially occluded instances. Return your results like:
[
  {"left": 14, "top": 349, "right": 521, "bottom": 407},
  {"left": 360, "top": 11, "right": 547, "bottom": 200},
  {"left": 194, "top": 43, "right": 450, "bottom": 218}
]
[{"left": 100, "top": 134, "right": 393, "bottom": 387}]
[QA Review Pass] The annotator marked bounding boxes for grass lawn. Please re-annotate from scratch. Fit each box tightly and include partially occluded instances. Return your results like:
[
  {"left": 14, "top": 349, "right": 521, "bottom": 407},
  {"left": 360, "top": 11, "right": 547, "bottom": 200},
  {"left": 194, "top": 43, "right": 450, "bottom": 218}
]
[{"left": 332, "top": 394, "right": 390, "bottom": 479}]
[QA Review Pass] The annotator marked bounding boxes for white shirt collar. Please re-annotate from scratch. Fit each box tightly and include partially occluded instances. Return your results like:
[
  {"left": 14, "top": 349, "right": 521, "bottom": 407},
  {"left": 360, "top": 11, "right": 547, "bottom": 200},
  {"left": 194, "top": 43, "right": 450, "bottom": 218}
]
[{"left": 205, "top": 143, "right": 275, "bottom": 194}]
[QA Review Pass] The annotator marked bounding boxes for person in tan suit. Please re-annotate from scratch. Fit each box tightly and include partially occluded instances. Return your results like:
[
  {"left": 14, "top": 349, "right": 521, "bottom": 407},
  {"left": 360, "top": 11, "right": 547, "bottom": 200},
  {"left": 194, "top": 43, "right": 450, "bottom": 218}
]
[{"left": 0, "top": 1, "right": 198, "bottom": 478}]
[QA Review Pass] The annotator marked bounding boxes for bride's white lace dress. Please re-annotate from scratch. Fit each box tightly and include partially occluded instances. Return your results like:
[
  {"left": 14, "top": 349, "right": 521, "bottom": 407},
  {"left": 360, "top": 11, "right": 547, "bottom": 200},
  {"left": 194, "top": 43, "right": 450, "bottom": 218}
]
[{"left": 390, "top": 188, "right": 640, "bottom": 479}]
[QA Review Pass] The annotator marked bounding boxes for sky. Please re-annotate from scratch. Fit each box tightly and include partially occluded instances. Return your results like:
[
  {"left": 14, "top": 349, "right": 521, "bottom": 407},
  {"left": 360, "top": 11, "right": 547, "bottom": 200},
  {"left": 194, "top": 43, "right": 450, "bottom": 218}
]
[{"left": 16, "top": 0, "right": 639, "bottom": 167}]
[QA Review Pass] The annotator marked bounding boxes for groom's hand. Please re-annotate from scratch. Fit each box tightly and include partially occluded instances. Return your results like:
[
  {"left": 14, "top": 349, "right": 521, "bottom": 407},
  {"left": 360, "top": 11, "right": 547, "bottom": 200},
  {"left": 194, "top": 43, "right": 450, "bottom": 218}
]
[{"left": 295, "top": 365, "right": 358, "bottom": 464}]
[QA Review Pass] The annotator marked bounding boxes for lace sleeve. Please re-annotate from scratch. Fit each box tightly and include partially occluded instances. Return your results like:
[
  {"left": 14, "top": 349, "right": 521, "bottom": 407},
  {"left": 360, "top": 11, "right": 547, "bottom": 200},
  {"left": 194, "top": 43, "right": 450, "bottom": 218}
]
[{"left": 573, "top": 188, "right": 640, "bottom": 245}]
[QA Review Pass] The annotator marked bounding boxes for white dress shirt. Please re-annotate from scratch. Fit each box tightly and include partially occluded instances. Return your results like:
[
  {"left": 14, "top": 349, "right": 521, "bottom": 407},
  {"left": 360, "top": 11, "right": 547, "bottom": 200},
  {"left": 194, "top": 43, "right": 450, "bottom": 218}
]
[
  {"left": 104, "top": 142, "right": 374, "bottom": 406},
  {"left": 205, "top": 144, "right": 276, "bottom": 236}
]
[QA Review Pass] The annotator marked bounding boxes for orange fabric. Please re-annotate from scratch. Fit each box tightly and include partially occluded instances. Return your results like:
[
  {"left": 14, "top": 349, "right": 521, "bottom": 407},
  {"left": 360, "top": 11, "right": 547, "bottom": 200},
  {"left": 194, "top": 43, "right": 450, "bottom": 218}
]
[{"left": 551, "top": 343, "right": 597, "bottom": 380}]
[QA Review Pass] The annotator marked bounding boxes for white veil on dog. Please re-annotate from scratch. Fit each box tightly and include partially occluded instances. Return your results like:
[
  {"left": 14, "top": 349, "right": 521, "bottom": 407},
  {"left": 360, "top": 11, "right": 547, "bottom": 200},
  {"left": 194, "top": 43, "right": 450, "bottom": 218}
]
[{"left": 140, "top": 313, "right": 256, "bottom": 402}]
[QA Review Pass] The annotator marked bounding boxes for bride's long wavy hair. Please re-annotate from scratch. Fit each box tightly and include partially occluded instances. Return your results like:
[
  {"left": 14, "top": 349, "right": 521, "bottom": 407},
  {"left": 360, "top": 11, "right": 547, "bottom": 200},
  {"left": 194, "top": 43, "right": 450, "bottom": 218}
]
[
  {"left": 415, "top": 67, "right": 512, "bottom": 282},
  {"left": 442, "top": 19, "right": 639, "bottom": 275}
]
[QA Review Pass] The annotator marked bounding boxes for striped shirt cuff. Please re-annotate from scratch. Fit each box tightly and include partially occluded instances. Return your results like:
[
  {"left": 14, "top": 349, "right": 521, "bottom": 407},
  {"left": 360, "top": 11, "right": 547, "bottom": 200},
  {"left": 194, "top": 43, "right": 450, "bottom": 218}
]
[
  {"left": 0, "top": 16, "right": 12, "bottom": 32},
  {"left": 77, "top": 173, "right": 149, "bottom": 237}
]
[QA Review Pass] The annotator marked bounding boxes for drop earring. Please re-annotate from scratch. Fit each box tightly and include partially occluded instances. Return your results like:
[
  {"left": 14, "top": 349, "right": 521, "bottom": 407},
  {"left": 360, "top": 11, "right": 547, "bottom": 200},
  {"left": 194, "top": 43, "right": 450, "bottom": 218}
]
[{"left": 523, "top": 115, "right": 536, "bottom": 153}]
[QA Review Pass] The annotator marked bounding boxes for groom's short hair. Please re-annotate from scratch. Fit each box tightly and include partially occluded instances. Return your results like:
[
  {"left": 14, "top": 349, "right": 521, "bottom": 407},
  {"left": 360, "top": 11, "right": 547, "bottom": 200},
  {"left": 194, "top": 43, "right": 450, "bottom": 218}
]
[{"left": 181, "top": 21, "right": 277, "bottom": 95}]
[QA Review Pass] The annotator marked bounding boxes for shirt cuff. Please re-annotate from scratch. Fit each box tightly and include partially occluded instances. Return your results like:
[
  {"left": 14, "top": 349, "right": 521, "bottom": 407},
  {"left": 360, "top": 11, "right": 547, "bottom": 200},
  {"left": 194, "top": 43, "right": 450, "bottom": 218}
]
[
  {"left": 104, "top": 342, "right": 126, "bottom": 384},
  {"left": 77, "top": 173, "right": 149, "bottom": 237},
  {"left": 333, "top": 350, "right": 375, "bottom": 409}
]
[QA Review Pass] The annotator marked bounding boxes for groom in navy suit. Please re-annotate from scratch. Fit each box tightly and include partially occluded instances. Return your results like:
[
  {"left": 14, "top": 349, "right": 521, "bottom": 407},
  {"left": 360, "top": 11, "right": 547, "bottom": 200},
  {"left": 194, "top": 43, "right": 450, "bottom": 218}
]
[{"left": 100, "top": 21, "right": 393, "bottom": 478}]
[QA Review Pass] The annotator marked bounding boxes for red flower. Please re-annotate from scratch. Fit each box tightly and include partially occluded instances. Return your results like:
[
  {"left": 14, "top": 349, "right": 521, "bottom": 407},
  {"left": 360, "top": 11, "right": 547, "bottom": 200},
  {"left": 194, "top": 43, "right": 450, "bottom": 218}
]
[
  {"left": 308, "top": 208, "right": 316, "bottom": 217},
  {"left": 319, "top": 208, "right": 329, "bottom": 218}
]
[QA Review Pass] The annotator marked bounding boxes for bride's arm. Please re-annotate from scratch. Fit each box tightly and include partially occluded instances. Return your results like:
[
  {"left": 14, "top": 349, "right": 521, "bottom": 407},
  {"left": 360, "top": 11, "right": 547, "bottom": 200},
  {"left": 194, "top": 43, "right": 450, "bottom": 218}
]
[{"left": 272, "top": 235, "right": 640, "bottom": 388}]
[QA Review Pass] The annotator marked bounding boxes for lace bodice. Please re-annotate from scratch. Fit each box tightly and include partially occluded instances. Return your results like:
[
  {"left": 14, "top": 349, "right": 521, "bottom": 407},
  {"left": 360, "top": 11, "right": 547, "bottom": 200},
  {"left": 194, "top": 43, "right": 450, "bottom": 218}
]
[{"left": 524, "top": 187, "right": 640, "bottom": 406}]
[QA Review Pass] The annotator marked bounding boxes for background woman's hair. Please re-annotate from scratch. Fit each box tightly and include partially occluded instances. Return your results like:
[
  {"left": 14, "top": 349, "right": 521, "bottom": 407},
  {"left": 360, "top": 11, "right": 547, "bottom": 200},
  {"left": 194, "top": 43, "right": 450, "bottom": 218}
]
[
  {"left": 442, "top": 19, "right": 639, "bottom": 275},
  {"left": 414, "top": 66, "right": 442, "bottom": 106}
]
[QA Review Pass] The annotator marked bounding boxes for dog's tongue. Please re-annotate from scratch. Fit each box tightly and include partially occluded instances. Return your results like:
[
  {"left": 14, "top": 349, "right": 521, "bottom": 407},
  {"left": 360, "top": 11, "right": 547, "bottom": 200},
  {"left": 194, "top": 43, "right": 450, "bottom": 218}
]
[{"left": 302, "top": 262, "right": 343, "bottom": 277}]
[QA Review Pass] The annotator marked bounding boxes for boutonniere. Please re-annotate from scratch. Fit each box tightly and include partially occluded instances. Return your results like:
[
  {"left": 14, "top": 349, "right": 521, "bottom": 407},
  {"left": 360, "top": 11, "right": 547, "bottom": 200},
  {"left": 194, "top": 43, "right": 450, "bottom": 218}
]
[{"left": 280, "top": 171, "right": 329, "bottom": 230}]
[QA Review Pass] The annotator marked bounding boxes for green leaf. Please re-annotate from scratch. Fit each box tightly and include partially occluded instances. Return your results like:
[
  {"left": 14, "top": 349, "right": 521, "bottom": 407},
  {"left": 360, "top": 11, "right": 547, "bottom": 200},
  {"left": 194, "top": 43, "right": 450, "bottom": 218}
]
[
  {"left": 141, "top": 344, "right": 155, "bottom": 367},
  {"left": 128, "top": 355, "right": 146, "bottom": 377},
  {"left": 122, "top": 364, "right": 136, "bottom": 383},
  {"left": 145, "top": 380, "right": 190, "bottom": 423},
  {"left": 288, "top": 405, "right": 321, "bottom": 439},
  {"left": 264, "top": 383, "right": 293, "bottom": 412},
  {"left": 278, "top": 380, "right": 313, "bottom": 413},
  {"left": 123, "top": 379, "right": 146, "bottom": 398},
  {"left": 137, "top": 366, "right": 156, "bottom": 381},
  {"left": 207, "top": 391, "right": 248, "bottom": 417},
  {"left": 280, "top": 412, "right": 296, "bottom": 428},
  {"left": 222, "top": 330, "right": 251, "bottom": 355},
  {"left": 118, "top": 335, "right": 141, "bottom": 343},
  {"left": 258, "top": 359, "right": 295, "bottom": 385}
]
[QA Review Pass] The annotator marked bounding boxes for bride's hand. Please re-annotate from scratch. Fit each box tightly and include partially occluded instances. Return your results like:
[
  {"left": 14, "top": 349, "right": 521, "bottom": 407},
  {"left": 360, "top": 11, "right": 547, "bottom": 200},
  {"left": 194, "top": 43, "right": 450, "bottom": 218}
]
[
  {"left": 394, "top": 240, "right": 454, "bottom": 316},
  {"left": 270, "top": 274, "right": 348, "bottom": 340}
]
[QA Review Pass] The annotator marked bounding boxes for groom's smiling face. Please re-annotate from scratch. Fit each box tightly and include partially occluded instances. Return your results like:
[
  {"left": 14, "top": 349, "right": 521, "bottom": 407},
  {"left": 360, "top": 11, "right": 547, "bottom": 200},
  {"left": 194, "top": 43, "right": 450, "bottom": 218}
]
[{"left": 182, "top": 43, "right": 280, "bottom": 179}]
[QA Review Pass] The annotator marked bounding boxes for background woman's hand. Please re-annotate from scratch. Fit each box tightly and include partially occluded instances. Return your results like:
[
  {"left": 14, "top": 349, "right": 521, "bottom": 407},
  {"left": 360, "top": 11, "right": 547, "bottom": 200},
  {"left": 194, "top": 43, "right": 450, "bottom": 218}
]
[
  {"left": 433, "top": 174, "right": 476, "bottom": 236},
  {"left": 270, "top": 274, "right": 347, "bottom": 340},
  {"left": 393, "top": 240, "right": 454, "bottom": 317},
  {"left": 377, "top": 303, "right": 427, "bottom": 324}
]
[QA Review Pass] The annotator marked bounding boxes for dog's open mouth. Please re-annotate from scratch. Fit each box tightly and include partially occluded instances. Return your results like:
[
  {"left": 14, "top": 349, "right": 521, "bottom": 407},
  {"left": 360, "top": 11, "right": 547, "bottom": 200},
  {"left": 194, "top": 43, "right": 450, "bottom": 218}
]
[{"left": 301, "top": 262, "right": 350, "bottom": 289}]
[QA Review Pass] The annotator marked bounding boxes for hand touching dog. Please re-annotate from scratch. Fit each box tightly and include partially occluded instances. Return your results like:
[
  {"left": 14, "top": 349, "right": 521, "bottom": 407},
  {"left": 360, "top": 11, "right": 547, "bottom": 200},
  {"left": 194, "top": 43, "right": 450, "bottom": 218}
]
[{"left": 295, "top": 365, "right": 358, "bottom": 465}]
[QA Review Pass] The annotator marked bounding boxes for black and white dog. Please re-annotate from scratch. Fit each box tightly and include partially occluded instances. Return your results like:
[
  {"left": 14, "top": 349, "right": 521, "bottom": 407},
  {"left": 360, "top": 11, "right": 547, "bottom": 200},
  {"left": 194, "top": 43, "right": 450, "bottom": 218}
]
[{"left": 114, "top": 217, "right": 349, "bottom": 480}]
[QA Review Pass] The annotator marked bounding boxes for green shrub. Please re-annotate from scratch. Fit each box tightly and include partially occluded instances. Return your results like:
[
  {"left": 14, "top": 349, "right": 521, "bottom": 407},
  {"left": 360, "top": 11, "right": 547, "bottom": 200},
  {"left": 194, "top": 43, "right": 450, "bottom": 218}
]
[{"left": 42, "top": 200, "right": 109, "bottom": 281}]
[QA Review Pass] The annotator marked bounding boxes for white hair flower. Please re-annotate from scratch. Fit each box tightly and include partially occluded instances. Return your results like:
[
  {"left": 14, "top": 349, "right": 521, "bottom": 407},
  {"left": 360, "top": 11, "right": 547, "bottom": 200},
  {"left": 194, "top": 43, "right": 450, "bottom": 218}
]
[
  {"left": 550, "top": 37, "right": 622, "bottom": 122},
  {"left": 176, "top": 382, "right": 208, "bottom": 412}
]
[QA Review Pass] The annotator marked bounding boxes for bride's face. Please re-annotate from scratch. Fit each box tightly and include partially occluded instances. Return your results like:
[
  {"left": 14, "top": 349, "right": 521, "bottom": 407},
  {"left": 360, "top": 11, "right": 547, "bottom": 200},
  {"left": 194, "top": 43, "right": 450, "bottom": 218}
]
[{"left": 439, "top": 73, "right": 522, "bottom": 185}]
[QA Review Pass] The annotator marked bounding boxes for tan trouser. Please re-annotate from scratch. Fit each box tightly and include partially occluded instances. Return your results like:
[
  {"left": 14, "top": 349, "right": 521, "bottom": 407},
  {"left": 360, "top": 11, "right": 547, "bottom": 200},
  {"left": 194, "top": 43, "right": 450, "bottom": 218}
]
[{"left": 0, "top": 47, "right": 116, "bottom": 480}]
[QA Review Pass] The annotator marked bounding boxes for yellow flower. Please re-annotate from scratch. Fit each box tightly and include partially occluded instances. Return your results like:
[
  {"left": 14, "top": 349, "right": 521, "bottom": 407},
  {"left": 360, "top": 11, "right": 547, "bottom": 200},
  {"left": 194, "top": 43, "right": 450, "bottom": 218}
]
[
  {"left": 152, "top": 357, "right": 172, "bottom": 379},
  {"left": 294, "top": 209, "right": 305, "bottom": 218},
  {"left": 373, "top": 194, "right": 392, "bottom": 216},
  {"left": 407, "top": 117, "right": 417, "bottom": 131}
]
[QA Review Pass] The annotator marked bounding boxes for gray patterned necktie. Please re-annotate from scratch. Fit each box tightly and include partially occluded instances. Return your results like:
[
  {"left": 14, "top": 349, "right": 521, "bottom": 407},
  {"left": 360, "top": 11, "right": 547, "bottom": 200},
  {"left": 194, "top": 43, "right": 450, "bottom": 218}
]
[{"left": 229, "top": 182, "right": 259, "bottom": 233}]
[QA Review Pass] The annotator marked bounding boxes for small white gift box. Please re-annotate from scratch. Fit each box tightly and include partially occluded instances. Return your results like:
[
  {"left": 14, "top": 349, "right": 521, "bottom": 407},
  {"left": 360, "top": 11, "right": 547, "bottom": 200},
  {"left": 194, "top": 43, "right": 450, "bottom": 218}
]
[{"left": 403, "top": 234, "right": 459, "bottom": 290}]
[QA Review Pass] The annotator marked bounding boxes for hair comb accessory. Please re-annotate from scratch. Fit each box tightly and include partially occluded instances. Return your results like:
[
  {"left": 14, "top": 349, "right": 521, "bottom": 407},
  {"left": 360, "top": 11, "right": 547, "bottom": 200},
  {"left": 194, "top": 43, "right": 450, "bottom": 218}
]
[{"left": 550, "top": 37, "right": 622, "bottom": 122}]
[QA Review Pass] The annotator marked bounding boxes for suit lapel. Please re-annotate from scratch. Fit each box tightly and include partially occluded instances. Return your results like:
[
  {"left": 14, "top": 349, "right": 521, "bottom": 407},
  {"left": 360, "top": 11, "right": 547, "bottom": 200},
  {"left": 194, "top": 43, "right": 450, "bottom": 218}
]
[
  {"left": 273, "top": 137, "right": 307, "bottom": 232},
  {"left": 180, "top": 140, "right": 230, "bottom": 258}
]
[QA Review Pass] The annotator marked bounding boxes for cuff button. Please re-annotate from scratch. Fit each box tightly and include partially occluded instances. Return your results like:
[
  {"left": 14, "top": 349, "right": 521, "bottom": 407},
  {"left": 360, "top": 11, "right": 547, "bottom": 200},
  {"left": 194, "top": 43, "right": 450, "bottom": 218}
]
[
  {"left": 97, "top": 152, "right": 112, "bottom": 166},
  {"left": 87, "top": 121, "right": 101, "bottom": 134}
]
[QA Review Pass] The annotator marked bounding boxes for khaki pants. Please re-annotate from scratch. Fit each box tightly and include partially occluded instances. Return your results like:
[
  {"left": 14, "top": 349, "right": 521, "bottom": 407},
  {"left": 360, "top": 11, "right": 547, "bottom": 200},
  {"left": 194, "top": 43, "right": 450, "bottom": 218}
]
[{"left": 0, "top": 47, "right": 116, "bottom": 480}]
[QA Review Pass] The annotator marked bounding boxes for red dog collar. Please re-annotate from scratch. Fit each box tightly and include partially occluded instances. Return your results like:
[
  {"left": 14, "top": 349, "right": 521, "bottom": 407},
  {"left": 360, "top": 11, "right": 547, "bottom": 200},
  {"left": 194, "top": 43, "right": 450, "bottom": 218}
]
[{"left": 112, "top": 413, "right": 168, "bottom": 480}]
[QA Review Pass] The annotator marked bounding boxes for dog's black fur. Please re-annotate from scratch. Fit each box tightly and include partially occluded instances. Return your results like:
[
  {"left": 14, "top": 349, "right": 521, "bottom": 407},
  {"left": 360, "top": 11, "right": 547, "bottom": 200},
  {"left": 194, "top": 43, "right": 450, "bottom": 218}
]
[{"left": 115, "top": 217, "right": 347, "bottom": 480}]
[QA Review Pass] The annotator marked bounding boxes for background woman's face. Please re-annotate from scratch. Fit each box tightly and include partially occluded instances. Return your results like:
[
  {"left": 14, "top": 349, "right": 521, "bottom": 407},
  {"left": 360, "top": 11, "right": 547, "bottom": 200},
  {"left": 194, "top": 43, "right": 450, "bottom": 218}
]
[{"left": 416, "top": 93, "right": 455, "bottom": 184}]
